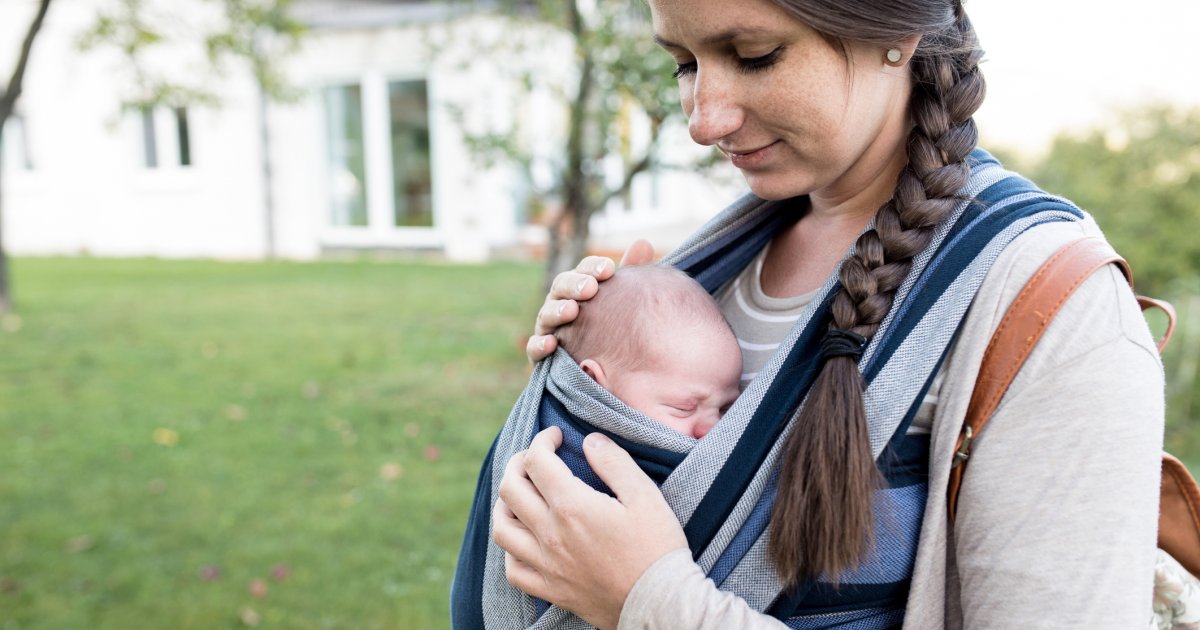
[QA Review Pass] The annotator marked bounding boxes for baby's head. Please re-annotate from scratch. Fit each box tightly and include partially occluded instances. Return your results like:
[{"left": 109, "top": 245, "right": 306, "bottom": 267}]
[{"left": 557, "top": 265, "right": 741, "bottom": 439}]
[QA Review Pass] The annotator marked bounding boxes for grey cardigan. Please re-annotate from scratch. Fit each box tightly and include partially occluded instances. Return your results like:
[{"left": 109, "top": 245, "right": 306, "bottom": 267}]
[{"left": 618, "top": 219, "right": 1165, "bottom": 629}]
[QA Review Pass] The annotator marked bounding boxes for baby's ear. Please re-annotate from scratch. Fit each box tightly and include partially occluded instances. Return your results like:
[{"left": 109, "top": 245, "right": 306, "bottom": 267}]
[{"left": 579, "top": 359, "right": 609, "bottom": 387}]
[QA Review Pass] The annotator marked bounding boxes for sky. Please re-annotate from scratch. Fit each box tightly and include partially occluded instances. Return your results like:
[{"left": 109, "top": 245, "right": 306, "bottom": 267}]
[{"left": 969, "top": 0, "right": 1200, "bottom": 155}]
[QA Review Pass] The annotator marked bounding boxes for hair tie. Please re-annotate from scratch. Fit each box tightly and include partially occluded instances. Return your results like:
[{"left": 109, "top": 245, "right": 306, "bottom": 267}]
[{"left": 819, "top": 328, "right": 868, "bottom": 362}]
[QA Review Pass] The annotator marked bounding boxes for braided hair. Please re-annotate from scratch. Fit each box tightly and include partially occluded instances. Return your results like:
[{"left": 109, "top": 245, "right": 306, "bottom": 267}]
[{"left": 764, "top": 0, "right": 987, "bottom": 586}]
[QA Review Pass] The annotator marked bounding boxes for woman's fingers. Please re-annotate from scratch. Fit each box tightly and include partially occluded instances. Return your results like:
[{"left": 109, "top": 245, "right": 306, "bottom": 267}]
[
  {"left": 493, "top": 498, "right": 545, "bottom": 570},
  {"left": 504, "top": 551, "right": 549, "bottom": 600},
  {"left": 493, "top": 426, "right": 680, "bottom": 629},
  {"left": 497, "top": 450, "right": 551, "bottom": 534},
  {"left": 525, "top": 334, "right": 557, "bottom": 362},
  {"left": 576, "top": 255, "right": 616, "bottom": 279},
  {"left": 522, "top": 428, "right": 589, "bottom": 509},
  {"left": 533, "top": 298, "right": 580, "bottom": 337},
  {"left": 526, "top": 249, "right": 650, "bottom": 362},
  {"left": 582, "top": 433, "right": 663, "bottom": 510},
  {"left": 550, "top": 271, "right": 599, "bottom": 303},
  {"left": 619, "top": 239, "right": 655, "bottom": 267},
  {"left": 582, "top": 432, "right": 689, "bottom": 548}
]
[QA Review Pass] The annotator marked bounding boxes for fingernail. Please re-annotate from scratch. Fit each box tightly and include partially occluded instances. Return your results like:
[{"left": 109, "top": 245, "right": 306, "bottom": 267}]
[
  {"left": 577, "top": 279, "right": 589, "bottom": 294},
  {"left": 595, "top": 259, "right": 609, "bottom": 276},
  {"left": 556, "top": 302, "right": 566, "bottom": 318},
  {"left": 585, "top": 433, "right": 612, "bottom": 449},
  {"left": 538, "top": 337, "right": 546, "bottom": 352}
]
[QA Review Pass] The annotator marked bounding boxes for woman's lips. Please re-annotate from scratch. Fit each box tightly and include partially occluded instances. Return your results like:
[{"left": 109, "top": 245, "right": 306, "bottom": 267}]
[{"left": 723, "top": 141, "right": 779, "bottom": 169}]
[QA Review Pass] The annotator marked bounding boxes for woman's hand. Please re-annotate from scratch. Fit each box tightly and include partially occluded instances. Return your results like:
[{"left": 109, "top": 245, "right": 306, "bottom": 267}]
[
  {"left": 493, "top": 427, "right": 689, "bottom": 630},
  {"left": 525, "top": 240, "right": 656, "bottom": 362}
]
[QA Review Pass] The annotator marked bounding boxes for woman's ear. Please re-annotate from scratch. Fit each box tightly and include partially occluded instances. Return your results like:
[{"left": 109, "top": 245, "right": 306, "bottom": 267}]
[
  {"left": 886, "top": 35, "right": 922, "bottom": 66},
  {"left": 579, "top": 359, "right": 609, "bottom": 388}
]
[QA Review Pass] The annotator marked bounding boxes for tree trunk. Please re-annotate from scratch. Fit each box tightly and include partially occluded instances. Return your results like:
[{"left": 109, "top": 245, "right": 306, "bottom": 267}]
[
  {"left": 542, "top": 211, "right": 567, "bottom": 294},
  {"left": 0, "top": 146, "right": 9, "bottom": 313},
  {"left": 541, "top": 196, "right": 595, "bottom": 294},
  {"left": 0, "top": 0, "right": 54, "bottom": 313},
  {"left": 563, "top": 206, "right": 590, "bottom": 272},
  {"left": 257, "top": 79, "right": 276, "bottom": 259},
  {"left": 539, "top": 0, "right": 595, "bottom": 291}
]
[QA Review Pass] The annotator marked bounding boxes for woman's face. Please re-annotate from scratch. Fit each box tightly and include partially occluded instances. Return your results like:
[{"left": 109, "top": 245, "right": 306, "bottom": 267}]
[{"left": 648, "top": 0, "right": 914, "bottom": 204}]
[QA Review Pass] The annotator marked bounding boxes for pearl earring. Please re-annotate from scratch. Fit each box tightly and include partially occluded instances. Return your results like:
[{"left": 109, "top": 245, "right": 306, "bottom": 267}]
[{"left": 886, "top": 48, "right": 902, "bottom": 64}]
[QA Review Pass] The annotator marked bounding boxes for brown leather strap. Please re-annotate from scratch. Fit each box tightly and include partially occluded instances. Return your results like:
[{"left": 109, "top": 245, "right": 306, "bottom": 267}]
[
  {"left": 1138, "top": 296, "right": 1177, "bottom": 353},
  {"left": 947, "top": 236, "right": 1200, "bottom": 577},
  {"left": 1160, "top": 453, "right": 1200, "bottom": 576},
  {"left": 946, "top": 237, "right": 1130, "bottom": 524}
]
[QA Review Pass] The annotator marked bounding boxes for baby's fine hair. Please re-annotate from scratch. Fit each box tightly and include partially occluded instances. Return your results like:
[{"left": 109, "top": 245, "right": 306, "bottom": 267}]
[{"left": 556, "top": 265, "right": 730, "bottom": 373}]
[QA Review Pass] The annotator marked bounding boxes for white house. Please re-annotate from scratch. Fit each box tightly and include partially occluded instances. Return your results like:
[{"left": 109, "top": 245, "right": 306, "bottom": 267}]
[{"left": 0, "top": 0, "right": 739, "bottom": 263}]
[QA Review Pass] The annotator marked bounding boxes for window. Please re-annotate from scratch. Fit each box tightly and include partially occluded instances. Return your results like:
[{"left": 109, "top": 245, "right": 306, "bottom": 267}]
[
  {"left": 320, "top": 76, "right": 435, "bottom": 232},
  {"left": 131, "top": 106, "right": 192, "bottom": 169},
  {"left": 140, "top": 107, "right": 158, "bottom": 168},
  {"left": 2, "top": 114, "right": 34, "bottom": 171},
  {"left": 322, "top": 84, "right": 368, "bottom": 227},
  {"left": 389, "top": 80, "right": 432, "bottom": 227},
  {"left": 176, "top": 108, "right": 191, "bottom": 167}
]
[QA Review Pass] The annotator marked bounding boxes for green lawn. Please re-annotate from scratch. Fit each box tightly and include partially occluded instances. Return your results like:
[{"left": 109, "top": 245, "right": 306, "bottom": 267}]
[
  {"left": 0, "top": 257, "right": 539, "bottom": 629},
  {"left": 1, "top": 257, "right": 1196, "bottom": 629}
]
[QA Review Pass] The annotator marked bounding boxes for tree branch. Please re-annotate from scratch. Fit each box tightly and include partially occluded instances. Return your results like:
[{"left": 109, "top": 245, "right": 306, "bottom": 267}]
[
  {"left": 598, "top": 150, "right": 653, "bottom": 208},
  {"left": 0, "top": 0, "right": 53, "bottom": 124},
  {"left": 598, "top": 119, "right": 662, "bottom": 208}
]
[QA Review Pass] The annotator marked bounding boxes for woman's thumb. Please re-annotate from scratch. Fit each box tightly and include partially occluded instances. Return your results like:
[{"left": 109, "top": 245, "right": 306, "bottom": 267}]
[
  {"left": 582, "top": 433, "right": 657, "bottom": 505},
  {"left": 619, "top": 240, "right": 655, "bottom": 267}
]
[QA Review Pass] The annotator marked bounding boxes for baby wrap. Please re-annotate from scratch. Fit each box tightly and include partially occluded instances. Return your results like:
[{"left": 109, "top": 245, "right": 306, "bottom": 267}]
[{"left": 450, "top": 150, "right": 1087, "bottom": 629}]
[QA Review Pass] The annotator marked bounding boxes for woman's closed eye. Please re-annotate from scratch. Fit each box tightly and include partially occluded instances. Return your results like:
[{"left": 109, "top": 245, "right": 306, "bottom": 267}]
[
  {"left": 672, "top": 60, "right": 697, "bottom": 79},
  {"left": 671, "top": 46, "right": 785, "bottom": 79},
  {"left": 737, "top": 46, "right": 784, "bottom": 73}
]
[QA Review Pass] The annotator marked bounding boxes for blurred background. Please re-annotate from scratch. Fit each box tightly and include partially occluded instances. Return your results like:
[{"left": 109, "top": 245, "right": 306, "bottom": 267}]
[{"left": 1, "top": 0, "right": 1197, "bottom": 627}]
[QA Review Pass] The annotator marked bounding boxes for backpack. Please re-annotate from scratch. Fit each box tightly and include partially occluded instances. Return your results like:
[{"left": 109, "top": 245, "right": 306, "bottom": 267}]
[{"left": 946, "top": 236, "right": 1200, "bottom": 577}]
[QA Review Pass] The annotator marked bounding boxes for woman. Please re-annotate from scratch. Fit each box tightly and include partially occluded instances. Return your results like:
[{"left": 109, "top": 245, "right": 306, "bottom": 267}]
[{"left": 468, "top": 0, "right": 1165, "bottom": 627}]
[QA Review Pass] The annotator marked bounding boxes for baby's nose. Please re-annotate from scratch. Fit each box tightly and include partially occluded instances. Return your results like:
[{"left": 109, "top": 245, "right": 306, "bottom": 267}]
[{"left": 692, "top": 417, "right": 718, "bottom": 440}]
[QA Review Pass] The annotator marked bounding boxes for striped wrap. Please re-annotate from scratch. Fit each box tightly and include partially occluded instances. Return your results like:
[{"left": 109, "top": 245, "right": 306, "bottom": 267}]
[{"left": 450, "top": 150, "right": 1085, "bottom": 629}]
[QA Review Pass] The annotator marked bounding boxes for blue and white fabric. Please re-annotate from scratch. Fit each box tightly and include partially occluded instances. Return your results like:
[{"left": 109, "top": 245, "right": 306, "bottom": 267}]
[{"left": 450, "top": 150, "right": 1086, "bottom": 629}]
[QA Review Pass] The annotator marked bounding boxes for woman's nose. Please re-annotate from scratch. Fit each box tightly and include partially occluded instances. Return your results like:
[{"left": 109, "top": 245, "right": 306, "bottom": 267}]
[{"left": 685, "top": 71, "right": 744, "bottom": 146}]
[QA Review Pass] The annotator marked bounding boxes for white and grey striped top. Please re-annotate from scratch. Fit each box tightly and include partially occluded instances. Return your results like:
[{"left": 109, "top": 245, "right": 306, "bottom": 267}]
[{"left": 715, "top": 244, "right": 939, "bottom": 435}]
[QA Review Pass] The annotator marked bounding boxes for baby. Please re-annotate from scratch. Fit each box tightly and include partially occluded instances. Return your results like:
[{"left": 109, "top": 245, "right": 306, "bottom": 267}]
[{"left": 556, "top": 265, "right": 742, "bottom": 439}]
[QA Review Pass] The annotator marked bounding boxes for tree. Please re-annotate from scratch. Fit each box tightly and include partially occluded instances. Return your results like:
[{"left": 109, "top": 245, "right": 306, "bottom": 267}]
[
  {"left": 439, "top": 0, "right": 689, "bottom": 289},
  {"left": 0, "top": 0, "right": 52, "bottom": 313},
  {"left": 0, "top": 0, "right": 304, "bottom": 313},
  {"left": 1027, "top": 105, "right": 1200, "bottom": 296},
  {"left": 1022, "top": 104, "right": 1200, "bottom": 454},
  {"left": 78, "top": 0, "right": 306, "bottom": 258}
]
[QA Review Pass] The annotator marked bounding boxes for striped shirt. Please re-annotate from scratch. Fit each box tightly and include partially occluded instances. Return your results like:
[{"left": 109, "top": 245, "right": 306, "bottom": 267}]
[{"left": 715, "top": 244, "right": 939, "bottom": 435}]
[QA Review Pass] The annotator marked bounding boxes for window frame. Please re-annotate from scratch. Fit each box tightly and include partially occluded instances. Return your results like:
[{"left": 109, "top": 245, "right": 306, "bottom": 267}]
[{"left": 317, "top": 71, "right": 441, "bottom": 249}]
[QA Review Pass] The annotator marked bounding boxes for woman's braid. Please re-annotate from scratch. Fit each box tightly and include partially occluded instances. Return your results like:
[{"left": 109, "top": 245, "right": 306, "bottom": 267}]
[
  {"left": 834, "top": 15, "right": 985, "bottom": 339},
  {"left": 769, "top": 8, "right": 987, "bottom": 586}
]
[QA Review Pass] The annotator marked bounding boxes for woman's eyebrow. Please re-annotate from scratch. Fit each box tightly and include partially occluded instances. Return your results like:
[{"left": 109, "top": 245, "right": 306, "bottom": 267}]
[{"left": 654, "top": 27, "right": 776, "bottom": 50}]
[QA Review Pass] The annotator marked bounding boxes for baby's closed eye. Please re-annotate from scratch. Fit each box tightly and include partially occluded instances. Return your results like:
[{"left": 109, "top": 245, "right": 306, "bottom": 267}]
[{"left": 666, "top": 401, "right": 698, "bottom": 416}]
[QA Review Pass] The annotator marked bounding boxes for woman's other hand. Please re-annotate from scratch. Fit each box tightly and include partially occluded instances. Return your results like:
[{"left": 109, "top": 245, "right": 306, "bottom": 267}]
[
  {"left": 525, "top": 239, "right": 656, "bottom": 362},
  {"left": 493, "top": 426, "right": 688, "bottom": 630}
]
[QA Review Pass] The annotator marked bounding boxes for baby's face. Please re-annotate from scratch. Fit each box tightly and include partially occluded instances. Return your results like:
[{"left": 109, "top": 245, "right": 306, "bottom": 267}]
[{"left": 605, "top": 324, "right": 742, "bottom": 439}]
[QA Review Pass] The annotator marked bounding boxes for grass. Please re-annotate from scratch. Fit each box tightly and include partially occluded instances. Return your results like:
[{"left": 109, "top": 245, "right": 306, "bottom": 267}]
[
  {"left": 1, "top": 257, "right": 1196, "bottom": 628},
  {"left": 0, "top": 257, "right": 539, "bottom": 629}
]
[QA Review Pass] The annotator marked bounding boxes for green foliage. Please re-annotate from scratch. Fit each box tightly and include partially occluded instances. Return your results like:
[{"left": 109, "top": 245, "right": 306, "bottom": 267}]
[
  {"left": 0, "top": 257, "right": 538, "bottom": 627},
  {"left": 445, "top": 0, "right": 680, "bottom": 184},
  {"left": 77, "top": 0, "right": 306, "bottom": 108},
  {"left": 436, "top": 0, "right": 687, "bottom": 279},
  {"left": 1019, "top": 104, "right": 1200, "bottom": 455},
  {"left": 1026, "top": 105, "right": 1200, "bottom": 297}
]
